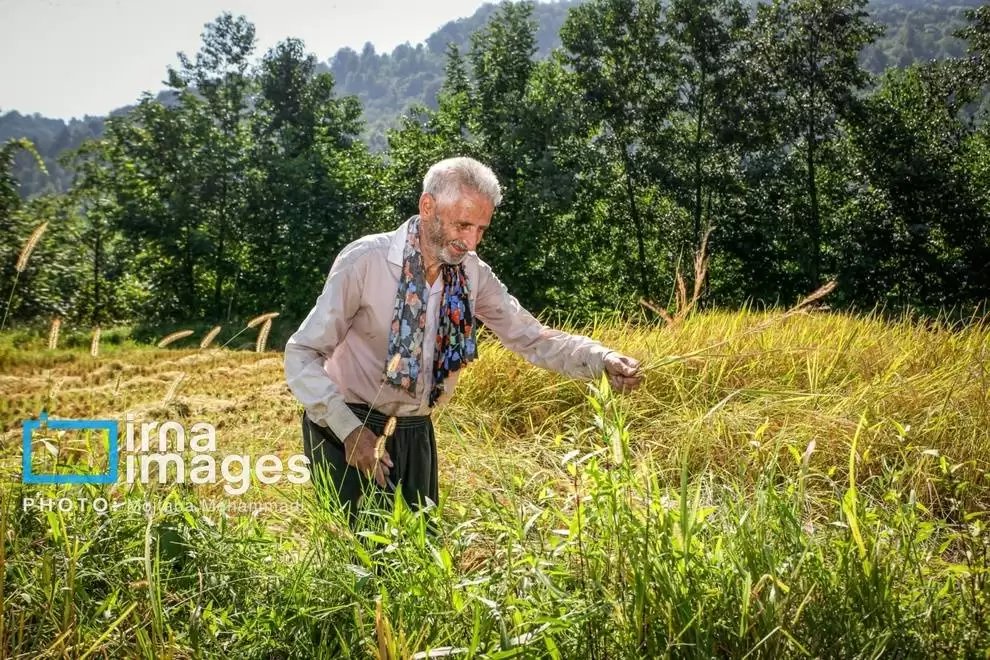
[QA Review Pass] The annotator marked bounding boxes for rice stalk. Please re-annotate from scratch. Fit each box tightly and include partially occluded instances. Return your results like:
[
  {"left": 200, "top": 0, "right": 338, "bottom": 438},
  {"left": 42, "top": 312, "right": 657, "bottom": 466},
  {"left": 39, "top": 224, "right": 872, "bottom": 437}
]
[
  {"left": 247, "top": 312, "right": 279, "bottom": 329},
  {"left": 374, "top": 417, "right": 397, "bottom": 463},
  {"left": 90, "top": 327, "right": 101, "bottom": 358},
  {"left": 640, "top": 225, "right": 712, "bottom": 328},
  {"left": 15, "top": 222, "right": 48, "bottom": 273},
  {"left": 639, "top": 280, "right": 838, "bottom": 373},
  {"left": 199, "top": 326, "right": 222, "bottom": 349},
  {"left": 0, "top": 490, "right": 7, "bottom": 658},
  {"left": 47, "top": 376, "right": 64, "bottom": 410},
  {"left": 255, "top": 319, "right": 272, "bottom": 353},
  {"left": 1, "top": 221, "right": 49, "bottom": 333},
  {"left": 47, "top": 317, "right": 61, "bottom": 350},
  {"left": 220, "top": 312, "right": 279, "bottom": 348},
  {"left": 161, "top": 373, "right": 186, "bottom": 406},
  {"left": 156, "top": 330, "right": 194, "bottom": 348},
  {"left": 386, "top": 353, "right": 402, "bottom": 377}
]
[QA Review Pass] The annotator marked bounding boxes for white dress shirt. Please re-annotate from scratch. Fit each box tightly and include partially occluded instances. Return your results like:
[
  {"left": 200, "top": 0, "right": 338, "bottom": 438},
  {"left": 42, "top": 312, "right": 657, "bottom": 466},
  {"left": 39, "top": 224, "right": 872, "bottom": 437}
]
[{"left": 283, "top": 216, "right": 615, "bottom": 442}]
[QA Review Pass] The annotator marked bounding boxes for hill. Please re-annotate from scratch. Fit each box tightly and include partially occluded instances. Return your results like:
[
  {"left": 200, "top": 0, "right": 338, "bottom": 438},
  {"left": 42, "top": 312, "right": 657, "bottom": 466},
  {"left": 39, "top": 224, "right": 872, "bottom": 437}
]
[{"left": 1, "top": 0, "right": 985, "bottom": 197}]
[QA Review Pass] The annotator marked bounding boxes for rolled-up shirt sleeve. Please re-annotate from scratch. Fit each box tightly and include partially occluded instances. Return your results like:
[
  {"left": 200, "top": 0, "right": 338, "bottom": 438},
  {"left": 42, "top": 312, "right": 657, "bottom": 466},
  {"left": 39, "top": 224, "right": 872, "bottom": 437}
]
[
  {"left": 283, "top": 244, "right": 367, "bottom": 442},
  {"left": 473, "top": 258, "right": 613, "bottom": 379}
]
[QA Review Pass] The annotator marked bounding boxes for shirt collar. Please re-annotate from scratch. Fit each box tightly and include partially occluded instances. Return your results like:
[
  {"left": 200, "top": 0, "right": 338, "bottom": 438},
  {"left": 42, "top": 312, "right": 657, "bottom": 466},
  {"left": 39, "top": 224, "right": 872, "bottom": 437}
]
[{"left": 387, "top": 216, "right": 415, "bottom": 267}]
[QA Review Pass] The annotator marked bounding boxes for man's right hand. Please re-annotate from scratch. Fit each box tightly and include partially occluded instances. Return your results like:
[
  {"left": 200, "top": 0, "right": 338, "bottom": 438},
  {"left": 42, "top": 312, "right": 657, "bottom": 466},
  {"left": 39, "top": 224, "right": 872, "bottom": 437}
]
[{"left": 342, "top": 426, "right": 393, "bottom": 487}]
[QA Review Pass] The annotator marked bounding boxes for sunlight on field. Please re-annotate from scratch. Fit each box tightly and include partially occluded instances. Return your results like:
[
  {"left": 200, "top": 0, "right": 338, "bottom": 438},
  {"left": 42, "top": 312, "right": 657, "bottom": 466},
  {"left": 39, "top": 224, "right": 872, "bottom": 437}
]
[
  {"left": 3, "top": 310, "right": 987, "bottom": 507},
  {"left": 1, "top": 310, "right": 988, "bottom": 657}
]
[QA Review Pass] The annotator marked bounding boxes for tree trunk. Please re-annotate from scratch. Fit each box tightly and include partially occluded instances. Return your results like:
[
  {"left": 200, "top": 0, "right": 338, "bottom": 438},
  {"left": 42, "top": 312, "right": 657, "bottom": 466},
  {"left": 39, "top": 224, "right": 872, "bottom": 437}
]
[
  {"left": 806, "top": 130, "right": 820, "bottom": 285},
  {"left": 805, "top": 39, "right": 821, "bottom": 287},
  {"left": 184, "top": 217, "right": 196, "bottom": 319},
  {"left": 620, "top": 145, "right": 649, "bottom": 300},
  {"left": 693, "top": 69, "right": 707, "bottom": 248},
  {"left": 213, "top": 175, "right": 228, "bottom": 320},
  {"left": 92, "top": 231, "right": 101, "bottom": 326}
]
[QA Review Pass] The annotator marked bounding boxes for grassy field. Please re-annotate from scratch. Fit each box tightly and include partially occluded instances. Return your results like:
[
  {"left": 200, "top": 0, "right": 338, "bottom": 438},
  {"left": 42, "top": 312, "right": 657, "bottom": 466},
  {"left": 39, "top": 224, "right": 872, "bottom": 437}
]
[{"left": 0, "top": 309, "right": 988, "bottom": 658}]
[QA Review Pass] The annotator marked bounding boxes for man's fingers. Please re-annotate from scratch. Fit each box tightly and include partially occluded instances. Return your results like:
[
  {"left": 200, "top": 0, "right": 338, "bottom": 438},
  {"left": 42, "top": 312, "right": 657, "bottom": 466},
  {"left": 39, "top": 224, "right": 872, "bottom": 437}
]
[
  {"left": 619, "top": 356, "right": 641, "bottom": 376},
  {"left": 380, "top": 450, "right": 393, "bottom": 469},
  {"left": 609, "top": 372, "right": 642, "bottom": 392},
  {"left": 607, "top": 354, "right": 641, "bottom": 378},
  {"left": 373, "top": 464, "right": 386, "bottom": 488}
]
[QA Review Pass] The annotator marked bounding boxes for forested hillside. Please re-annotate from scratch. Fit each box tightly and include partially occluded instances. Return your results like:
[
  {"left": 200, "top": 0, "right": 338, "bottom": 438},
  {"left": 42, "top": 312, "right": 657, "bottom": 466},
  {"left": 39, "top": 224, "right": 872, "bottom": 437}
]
[
  {"left": 1, "top": 0, "right": 984, "bottom": 197},
  {"left": 1, "top": 0, "right": 988, "bottom": 331}
]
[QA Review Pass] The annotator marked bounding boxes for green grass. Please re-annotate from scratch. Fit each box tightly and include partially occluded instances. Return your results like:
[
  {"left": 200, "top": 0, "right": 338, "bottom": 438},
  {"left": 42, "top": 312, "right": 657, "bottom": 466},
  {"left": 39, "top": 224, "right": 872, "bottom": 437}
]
[{"left": 0, "top": 309, "right": 988, "bottom": 658}]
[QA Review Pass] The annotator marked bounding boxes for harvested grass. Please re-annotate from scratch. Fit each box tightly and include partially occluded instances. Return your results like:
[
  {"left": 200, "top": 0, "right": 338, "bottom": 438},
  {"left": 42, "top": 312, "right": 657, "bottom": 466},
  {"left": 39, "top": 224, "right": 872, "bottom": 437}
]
[
  {"left": 256, "top": 318, "right": 272, "bottom": 353},
  {"left": 89, "top": 326, "right": 100, "bottom": 358},
  {"left": 1, "top": 221, "right": 49, "bottom": 333},
  {"left": 1, "top": 309, "right": 988, "bottom": 656},
  {"left": 246, "top": 312, "right": 279, "bottom": 329},
  {"left": 14, "top": 222, "right": 47, "bottom": 273},
  {"left": 199, "top": 325, "right": 222, "bottom": 349},
  {"left": 47, "top": 317, "right": 60, "bottom": 350},
  {"left": 156, "top": 330, "right": 195, "bottom": 348}
]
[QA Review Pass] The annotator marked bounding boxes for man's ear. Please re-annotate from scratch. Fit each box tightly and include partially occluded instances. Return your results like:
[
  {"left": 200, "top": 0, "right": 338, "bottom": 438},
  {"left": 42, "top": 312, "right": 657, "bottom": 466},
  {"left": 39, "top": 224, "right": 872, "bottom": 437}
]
[{"left": 419, "top": 192, "right": 435, "bottom": 217}]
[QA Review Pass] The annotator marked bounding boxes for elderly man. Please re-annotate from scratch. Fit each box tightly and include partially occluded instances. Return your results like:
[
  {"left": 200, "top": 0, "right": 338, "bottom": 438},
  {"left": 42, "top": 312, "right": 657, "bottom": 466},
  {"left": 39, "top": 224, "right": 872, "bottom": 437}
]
[{"left": 284, "top": 157, "right": 642, "bottom": 517}]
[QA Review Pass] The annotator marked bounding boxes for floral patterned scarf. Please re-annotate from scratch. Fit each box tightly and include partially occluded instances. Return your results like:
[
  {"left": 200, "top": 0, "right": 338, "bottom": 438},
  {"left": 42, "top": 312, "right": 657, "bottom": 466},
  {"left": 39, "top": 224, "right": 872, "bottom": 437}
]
[{"left": 385, "top": 215, "right": 478, "bottom": 407}]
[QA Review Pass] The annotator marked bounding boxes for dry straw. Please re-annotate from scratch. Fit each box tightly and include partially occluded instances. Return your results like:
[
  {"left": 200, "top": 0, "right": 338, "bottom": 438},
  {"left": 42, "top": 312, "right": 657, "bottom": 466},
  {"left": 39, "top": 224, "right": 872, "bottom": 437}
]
[
  {"left": 48, "top": 317, "right": 61, "bottom": 350},
  {"left": 15, "top": 222, "right": 48, "bottom": 273},
  {"left": 200, "top": 325, "right": 222, "bottom": 349},
  {"left": 247, "top": 312, "right": 279, "bottom": 328},
  {"left": 157, "top": 330, "right": 194, "bottom": 348},
  {"left": 161, "top": 373, "right": 186, "bottom": 406},
  {"left": 1, "top": 221, "right": 49, "bottom": 333},
  {"left": 256, "top": 319, "right": 272, "bottom": 353},
  {"left": 220, "top": 312, "right": 280, "bottom": 349},
  {"left": 90, "top": 326, "right": 101, "bottom": 358}
]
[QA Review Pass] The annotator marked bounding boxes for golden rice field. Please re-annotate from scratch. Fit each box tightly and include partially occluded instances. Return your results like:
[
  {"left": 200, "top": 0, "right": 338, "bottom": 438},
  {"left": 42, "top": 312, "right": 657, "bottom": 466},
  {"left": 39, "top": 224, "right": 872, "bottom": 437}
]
[{"left": 0, "top": 310, "right": 988, "bottom": 658}]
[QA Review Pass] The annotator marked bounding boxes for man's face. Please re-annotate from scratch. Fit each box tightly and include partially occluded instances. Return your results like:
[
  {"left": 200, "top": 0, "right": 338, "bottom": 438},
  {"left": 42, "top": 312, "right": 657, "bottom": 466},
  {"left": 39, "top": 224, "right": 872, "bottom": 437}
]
[{"left": 420, "top": 188, "right": 494, "bottom": 266}]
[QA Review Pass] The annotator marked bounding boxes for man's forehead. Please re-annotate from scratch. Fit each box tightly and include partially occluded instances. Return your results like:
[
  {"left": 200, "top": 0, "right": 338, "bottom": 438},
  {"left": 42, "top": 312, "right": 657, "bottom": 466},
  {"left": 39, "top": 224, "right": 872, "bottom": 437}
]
[{"left": 437, "top": 192, "right": 494, "bottom": 216}]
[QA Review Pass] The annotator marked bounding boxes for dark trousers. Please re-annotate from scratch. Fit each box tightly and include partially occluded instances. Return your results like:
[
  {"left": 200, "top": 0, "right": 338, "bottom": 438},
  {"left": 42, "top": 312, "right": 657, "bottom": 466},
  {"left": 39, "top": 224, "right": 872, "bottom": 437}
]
[{"left": 301, "top": 403, "right": 439, "bottom": 520}]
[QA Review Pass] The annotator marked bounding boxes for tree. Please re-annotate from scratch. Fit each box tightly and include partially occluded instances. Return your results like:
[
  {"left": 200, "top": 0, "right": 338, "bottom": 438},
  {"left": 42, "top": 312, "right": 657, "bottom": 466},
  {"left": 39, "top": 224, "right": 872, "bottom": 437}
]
[
  {"left": 753, "top": 0, "right": 883, "bottom": 287},
  {"left": 957, "top": 4, "right": 990, "bottom": 86},
  {"left": 167, "top": 13, "right": 257, "bottom": 319},
  {"left": 845, "top": 63, "right": 990, "bottom": 309},
  {"left": 561, "top": 0, "right": 679, "bottom": 302},
  {"left": 665, "top": 0, "right": 750, "bottom": 248},
  {"left": 246, "top": 38, "right": 387, "bottom": 320}
]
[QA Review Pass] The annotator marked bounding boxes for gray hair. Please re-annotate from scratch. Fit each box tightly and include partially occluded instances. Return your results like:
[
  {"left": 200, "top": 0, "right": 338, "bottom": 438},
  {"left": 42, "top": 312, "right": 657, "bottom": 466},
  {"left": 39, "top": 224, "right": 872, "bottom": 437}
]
[{"left": 423, "top": 157, "right": 502, "bottom": 207}]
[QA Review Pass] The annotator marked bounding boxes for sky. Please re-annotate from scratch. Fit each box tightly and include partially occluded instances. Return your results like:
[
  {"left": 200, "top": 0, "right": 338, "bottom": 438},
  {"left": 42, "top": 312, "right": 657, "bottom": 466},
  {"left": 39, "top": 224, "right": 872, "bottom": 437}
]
[{"left": 0, "top": 0, "right": 495, "bottom": 120}]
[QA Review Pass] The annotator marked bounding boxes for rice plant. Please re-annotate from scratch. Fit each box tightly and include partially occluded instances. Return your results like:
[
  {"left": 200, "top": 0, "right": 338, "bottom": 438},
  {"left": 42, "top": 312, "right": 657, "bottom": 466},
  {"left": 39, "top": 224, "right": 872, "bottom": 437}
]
[{"left": 0, "top": 308, "right": 988, "bottom": 657}]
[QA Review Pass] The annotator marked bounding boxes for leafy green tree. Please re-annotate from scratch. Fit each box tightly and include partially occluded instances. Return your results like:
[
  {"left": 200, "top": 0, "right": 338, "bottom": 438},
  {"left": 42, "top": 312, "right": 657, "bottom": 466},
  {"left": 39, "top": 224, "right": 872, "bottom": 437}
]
[
  {"left": 561, "top": 0, "right": 679, "bottom": 303},
  {"left": 840, "top": 61, "right": 990, "bottom": 309},
  {"left": 384, "top": 45, "right": 476, "bottom": 221},
  {"left": 957, "top": 4, "right": 990, "bottom": 85},
  {"left": 752, "top": 0, "right": 883, "bottom": 287},
  {"left": 63, "top": 141, "right": 136, "bottom": 324},
  {"left": 167, "top": 13, "right": 257, "bottom": 318},
  {"left": 665, "top": 0, "right": 750, "bottom": 248},
  {"left": 246, "top": 38, "right": 387, "bottom": 320}
]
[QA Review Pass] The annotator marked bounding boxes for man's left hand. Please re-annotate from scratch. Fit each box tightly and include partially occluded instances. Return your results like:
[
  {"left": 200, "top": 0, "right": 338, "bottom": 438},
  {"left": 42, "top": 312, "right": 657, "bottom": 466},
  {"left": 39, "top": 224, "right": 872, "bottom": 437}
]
[{"left": 604, "top": 352, "right": 643, "bottom": 393}]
